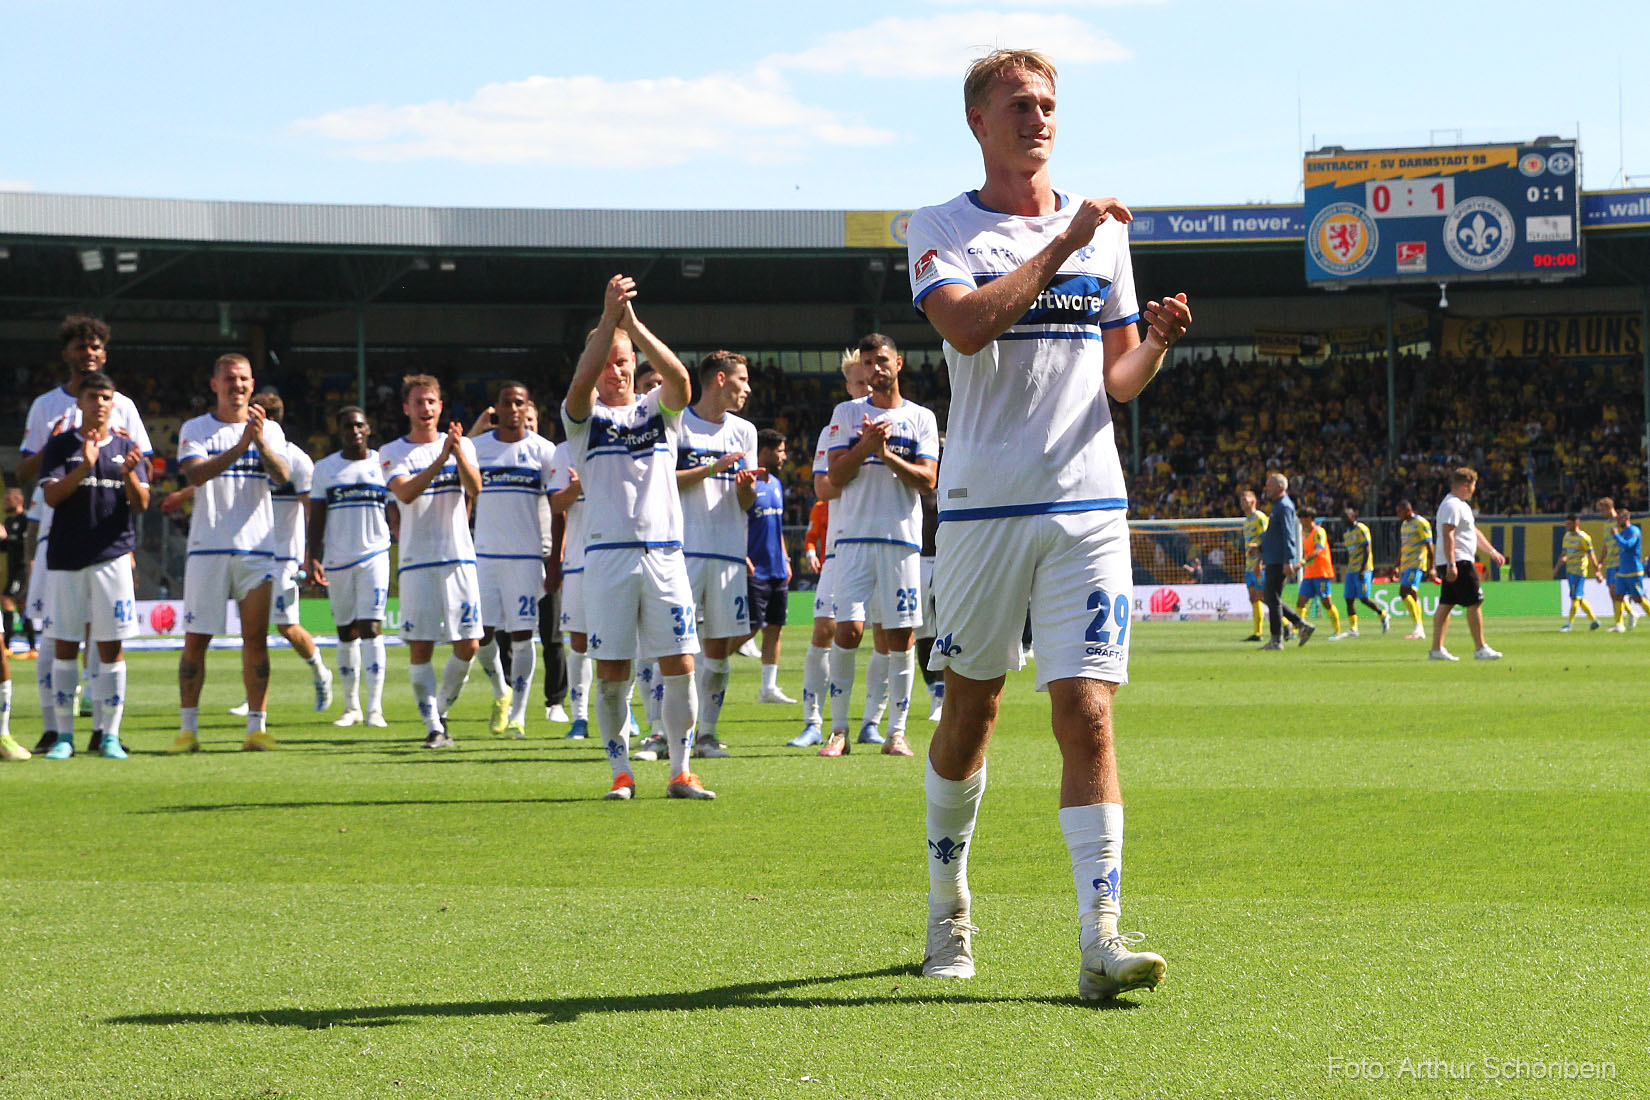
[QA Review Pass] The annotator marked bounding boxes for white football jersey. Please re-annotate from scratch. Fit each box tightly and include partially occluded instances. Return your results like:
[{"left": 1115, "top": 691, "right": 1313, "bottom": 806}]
[
  {"left": 561, "top": 390, "right": 682, "bottom": 552},
  {"left": 824, "top": 395, "right": 938, "bottom": 551},
  {"left": 471, "top": 429, "right": 558, "bottom": 559},
  {"left": 381, "top": 434, "right": 478, "bottom": 570},
  {"left": 309, "top": 450, "right": 391, "bottom": 570},
  {"left": 812, "top": 424, "right": 835, "bottom": 559},
  {"left": 907, "top": 190, "right": 1139, "bottom": 520},
  {"left": 271, "top": 441, "right": 314, "bottom": 567},
  {"left": 677, "top": 407, "right": 757, "bottom": 563},
  {"left": 28, "top": 483, "right": 53, "bottom": 543},
  {"left": 547, "top": 441, "right": 586, "bottom": 572},
  {"left": 21, "top": 384, "right": 154, "bottom": 457},
  {"left": 177, "top": 413, "right": 289, "bottom": 556}
]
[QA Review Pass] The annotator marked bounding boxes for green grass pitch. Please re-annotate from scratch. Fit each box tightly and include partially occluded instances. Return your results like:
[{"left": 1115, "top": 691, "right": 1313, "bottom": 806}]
[{"left": 3, "top": 617, "right": 1646, "bottom": 1098}]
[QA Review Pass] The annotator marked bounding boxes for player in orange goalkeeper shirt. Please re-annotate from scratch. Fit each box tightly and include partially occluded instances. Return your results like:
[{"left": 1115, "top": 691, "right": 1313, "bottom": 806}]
[{"left": 1295, "top": 508, "right": 1344, "bottom": 637}]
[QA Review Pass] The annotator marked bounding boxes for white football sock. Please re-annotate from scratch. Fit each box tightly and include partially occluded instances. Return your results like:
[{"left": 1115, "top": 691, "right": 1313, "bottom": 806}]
[
  {"left": 595, "top": 678, "right": 634, "bottom": 780},
  {"left": 0, "top": 679, "right": 11, "bottom": 736},
  {"left": 761, "top": 661, "right": 779, "bottom": 693},
  {"left": 336, "top": 639, "right": 362, "bottom": 711},
  {"left": 37, "top": 660, "right": 55, "bottom": 732},
  {"left": 364, "top": 636, "right": 387, "bottom": 715},
  {"left": 475, "top": 638, "right": 507, "bottom": 696},
  {"left": 886, "top": 647, "right": 915, "bottom": 735},
  {"left": 437, "top": 654, "right": 472, "bottom": 716},
  {"left": 695, "top": 656, "right": 730, "bottom": 740},
  {"left": 409, "top": 662, "right": 441, "bottom": 732},
  {"left": 53, "top": 657, "right": 80, "bottom": 741},
  {"left": 862, "top": 648, "right": 889, "bottom": 729},
  {"left": 508, "top": 638, "right": 536, "bottom": 725},
  {"left": 1060, "top": 802, "right": 1125, "bottom": 946},
  {"left": 85, "top": 648, "right": 103, "bottom": 731},
  {"left": 926, "top": 759, "right": 986, "bottom": 916},
  {"left": 246, "top": 710, "right": 267, "bottom": 735},
  {"left": 101, "top": 660, "right": 128, "bottom": 741},
  {"left": 180, "top": 705, "right": 199, "bottom": 735},
  {"left": 568, "top": 649, "right": 592, "bottom": 720},
  {"left": 827, "top": 643, "right": 857, "bottom": 734},
  {"left": 801, "top": 643, "right": 828, "bottom": 724},
  {"left": 661, "top": 671, "right": 697, "bottom": 779}
]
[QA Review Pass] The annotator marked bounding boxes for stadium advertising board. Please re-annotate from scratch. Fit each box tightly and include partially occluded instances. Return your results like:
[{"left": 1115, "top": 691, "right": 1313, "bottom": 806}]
[
  {"left": 1581, "top": 188, "right": 1650, "bottom": 230},
  {"left": 1304, "top": 141, "right": 1583, "bottom": 285},
  {"left": 1442, "top": 312, "right": 1644, "bottom": 359}
]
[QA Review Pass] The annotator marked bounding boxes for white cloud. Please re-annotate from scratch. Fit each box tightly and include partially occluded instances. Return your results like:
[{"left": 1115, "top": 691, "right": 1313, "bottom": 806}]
[
  {"left": 0, "top": 178, "right": 34, "bottom": 191},
  {"left": 764, "top": 12, "right": 1130, "bottom": 78},
  {"left": 293, "top": 71, "right": 893, "bottom": 167}
]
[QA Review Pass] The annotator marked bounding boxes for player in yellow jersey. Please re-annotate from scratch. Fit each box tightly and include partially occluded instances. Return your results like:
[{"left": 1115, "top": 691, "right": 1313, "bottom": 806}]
[
  {"left": 1554, "top": 513, "right": 1602, "bottom": 631},
  {"left": 1393, "top": 500, "right": 1432, "bottom": 640},
  {"left": 1339, "top": 505, "right": 1387, "bottom": 637},
  {"left": 1593, "top": 497, "right": 1642, "bottom": 628},
  {"left": 1239, "top": 490, "right": 1268, "bottom": 641},
  {"left": 1297, "top": 508, "right": 1344, "bottom": 637}
]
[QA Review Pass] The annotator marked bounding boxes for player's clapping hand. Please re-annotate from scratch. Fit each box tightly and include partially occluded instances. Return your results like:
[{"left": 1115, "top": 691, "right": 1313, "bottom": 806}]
[
  {"left": 470, "top": 407, "right": 496, "bottom": 436},
  {"left": 859, "top": 415, "right": 892, "bottom": 457},
  {"left": 442, "top": 421, "right": 464, "bottom": 457},
  {"left": 1143, "top": 293, "right": 1192, "bottom": 348},
  {"left": 734, "top": 467, "right": 760, "bottom": 490},
  {"left": 50, "top": 411, "right": 73, "bottom": 439},
  {"left": 122, "top": 445, "right": 144, "bottom": 475},
  {"left": 1062, "top": 196, "right": 1133, "bottom": 251},
  {"left": 603, "top": 274, "right": 637, "bottom": 323},
  {"left": 242, "top": 404, "right": 267, "bottom": 450},
  {"left": 80, "top": 428, "right": 102, "bottom": 467},
  {"left": 714, "top": 451, "right": 746, "bottom": 474}
]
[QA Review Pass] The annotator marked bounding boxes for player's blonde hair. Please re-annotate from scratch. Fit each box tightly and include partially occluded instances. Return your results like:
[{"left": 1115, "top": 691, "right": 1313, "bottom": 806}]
[
  {"left": 1450, "top": 466, "right": 1477, "bottom": 487},
  {"left": 214, "top": 353, "right": 251, "bottom": 377},
  {"left": 839, "top": 347, "right": 859, "bottom": 377},
  {"left": 964, "top": 49, "right": 1057, "bottom": 116},
  {"left": 401, "top": 373, "right": 441, "bottom": 401}
]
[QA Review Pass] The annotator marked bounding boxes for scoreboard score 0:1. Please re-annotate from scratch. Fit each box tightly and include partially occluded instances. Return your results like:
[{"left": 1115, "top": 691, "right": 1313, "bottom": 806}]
[{"left": 1303, "top": 140, "right": 1583, "bottom": 286}]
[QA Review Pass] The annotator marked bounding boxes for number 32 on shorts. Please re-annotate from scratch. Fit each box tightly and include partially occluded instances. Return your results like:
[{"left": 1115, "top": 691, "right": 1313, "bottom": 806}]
[{"left": 1084, "top": 589, "right": 1129, "bottom": 654}]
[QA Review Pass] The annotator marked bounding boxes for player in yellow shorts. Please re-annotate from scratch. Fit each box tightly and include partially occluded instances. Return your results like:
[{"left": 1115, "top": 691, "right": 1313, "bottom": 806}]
[
  {"left": 1554, "top": 513, "right": 1602, "bottom": 632},
  {"left": 1239, "top": 490, "right": 1268, "bottom": 641},
  {"left": 1394, "top": 500, "right": 1432, "bottom": 640}
]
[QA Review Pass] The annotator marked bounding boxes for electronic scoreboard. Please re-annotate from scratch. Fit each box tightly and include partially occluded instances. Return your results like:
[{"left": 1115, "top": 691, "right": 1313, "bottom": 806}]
[{"left": 1303, "top": 140, "right": 1583, "bottom": 286}]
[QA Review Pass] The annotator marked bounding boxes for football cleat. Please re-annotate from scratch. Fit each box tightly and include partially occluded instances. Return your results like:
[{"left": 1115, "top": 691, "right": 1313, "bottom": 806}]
[
  {"left": 228, "top": 700, "right": 250, "bottom": 717},
  {"left": 0, "top": 733, "right": 31, "bottom": 761},
  {"left": 32, "top": 730, "right": 58, "bottom": 754},
  {"left": 818, "top": 731, "right": 849, "bottom": 757},
  {"left": 503, "top": 720, "right": 527, "bottom": 740},
  {"left": 1428, "top": 648, "right": 1459, "bottom": 662},
  {"left": 1241, "top": 634, "right": 1262, "bottom": 642},
  {"left": 88, "top": 731, "right": 104, "bottom": 754},
  {"left": 45, "top": 735, "right": 76, "bottom": 760},
  {"left": 1607, "top": 623, "right": 1627, "bottom": 633},
  {"left": 167, "top": 731, "right": 201, "bottom": 754},
  {"left": 1473, "top": 645, "right": 1503, "bottom": 660},
  {"left": 242, "top": 730, "right": 278, "bottom": 752},
  {"left": 1558, "top": 623, "right": 1573, "bottom": 632},
  {"left": 1079, "top": 931, "right": 1166, "bottom": 1000},
  {"left": 1296, "top": 624, "right": 1316, "bottom": 647},
  {"left": 1589, "top": 620, "right": 1602, "bottom": 631},
  {"left": 100, "top": 735, "right": 129, "bottom": 760},
  {"left": 547, "top": 704, "right": 571, "bottom": 724},
  {"left": 1380, "top": 615, "right": 1390, "bottom": 635},
  {"left": 333, "top": 709, "right": 365, "bottom": 727},
  {"left": 857, "top": 723, "right": 885, "bottom": 745},
  {"left": 788, "top": 723, "right": 823, "bottom": 748},
  {"left": 365, "top": 712, "right": 388, "bottom": 728},
  {"left": 882, "top": 732, "right": 914, "bottom": 757},
  {"left": 666, "top": 772, "right": 716, "bottom": 800},
  {"left": 631, "top": 732, "right": 668, "bottom": 761},
  {"left": 1259, "top": 639, "right": 1283, "bottom": 651},
  {"left": 692, "top": 735, "right": 730, "bottom": 759},
  {"left": 566, "top": 718, "right": 589, "bottom": 740},
  {"left": 603, "top": 773, "right": 635, "bottom": 801},
  {"left": 490, "top": 688, "right": 513, "bottom": 735},
  {"left": 922, "top": 910, "right": 977, "bottom": 979},
  {"left": 1404, "top": 630, "right": 1427, "bottom": 640},
  {"left": 422, "top": 729, "right": 455, "bottom": 749},
  {"left": 756, "top": 686, "right": 798, "bottom": 704}
]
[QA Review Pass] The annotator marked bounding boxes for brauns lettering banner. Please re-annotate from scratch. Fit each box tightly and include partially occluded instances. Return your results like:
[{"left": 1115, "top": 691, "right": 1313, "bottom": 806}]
[{"left": 1442, "top": 313, "right": 1645, "bottom": 359}]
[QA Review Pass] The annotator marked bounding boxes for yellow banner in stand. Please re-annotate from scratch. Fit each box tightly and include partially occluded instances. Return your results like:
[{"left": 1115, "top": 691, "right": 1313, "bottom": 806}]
[
  {"left": 1303, "top": 145, "right": 1520, "bottom": 188},
  {"left": 845, "top": 211, "right": 913, "bottom": 249},
  {"left": 1442, "top": 313, "right": 1645, "bottom": 359}
]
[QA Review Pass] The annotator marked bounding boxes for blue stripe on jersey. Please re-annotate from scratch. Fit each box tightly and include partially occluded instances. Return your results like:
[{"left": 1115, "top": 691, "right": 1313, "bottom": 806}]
[
  {"left": 477, "top": 552, "right": 544, "bottom": 560},
  {"left": 835, "top": 536, "right": 920, "bottom": 550},
  {"left": 399, "top": 558, "right": 477, "bottom": 573},
  {"left": 188, "top": 548, "right": 275, "bottom": 557},
  {"left": 562, "top": 567, "right": 584, "bottom": 575},
  {"left": 586, "top": 540, "right": 683, "bottom": 553},
  {"left": 683, "top": 551, "right": 747, "bottom": 564},
  {"left": 587, "top": 445, "right": 673, "bottom": 460},
  {"left": 937, "top": 497, "right": 1129, "bottom": 522},
  {"left": 325, "top": 501, "right": 386, "bottom": 511},
  {"left": 328, "top": 547, "right": 389, "bottom": 571}
]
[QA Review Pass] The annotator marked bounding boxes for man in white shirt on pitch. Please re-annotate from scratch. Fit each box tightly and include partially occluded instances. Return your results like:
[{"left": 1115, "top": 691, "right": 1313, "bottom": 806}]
[
  {"left": 675, "top": 350, "right": 759, "bottom": 759},
  {"left": 470, "top": 381, "right": 561, "bottom": 739},
  {"left": 308, "top": 405, "right": 392, "bottom": 727},
  {"left": 1429, "top": 466, "right": 1506, "bottom": 661},
  {"left": 382, "top": 374, "right": 484, "bottom": 748},
  {"left": 562, "top": 275, "right": 712, "bottom": 801},
  {"left": 171, "top": 354, "right": 292, "bottom": 753},
  {"left": 907, "top": 49, "right": 1191, "bottom": 999},
  {"left": 821, "top": 334, "right": 939, "bottom": 761}
]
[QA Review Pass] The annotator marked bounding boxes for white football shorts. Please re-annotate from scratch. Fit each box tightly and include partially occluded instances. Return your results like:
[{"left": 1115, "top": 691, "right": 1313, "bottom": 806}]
[
  {"left": 559, "top": 569, "right": 585, "bottom": 636},
  {"left": 478, "top": 555, "right": 546, "bottom": 633},
  {"left": 831, "top": 541, "right": 922, "bottom": 630},
  {"left": 398, "top": 561, "right": 483, "bottom": 643},
  {"left": 929, "top": 509, "right": 1132, "bottom": 691},
  {"left": 582, "top": 546, "right": 700, "bottom": 663},
  {"left": 686, "top": 555, "right": 750, "bottom": 640},
  {"left": 326, "top": 551, "right": 390, "bottom": 626},
  {"left": 916, "top": 554, "right": 937, "bottom": 640},
  {"left": 812, "top": 554, "right": 836, "bottom": 621},
  {"left": 26, "top": 543, "right": 50, "bottom": 625},
  {"left": 47, "top": 558, "right": 139, "bottom": 644},
  {"left": 271, "top": 561, "right": 303, "bottom": 627},
  {"left": 184, "top": 552, "right": 275, "bottom": 636}
]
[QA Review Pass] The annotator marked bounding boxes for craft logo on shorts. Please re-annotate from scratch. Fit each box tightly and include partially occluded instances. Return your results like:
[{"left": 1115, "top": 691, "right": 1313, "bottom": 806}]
[
  {"left": 1396, "top": 241, "right": 1427, "bottom": 274},
  {"left": 1149, "top": 588, "right": 1180, "bottom": 614},
  {"left": 1308, "top": 202, "right": 1377, "bottom": 276},
  {"left": 1444, "top": 196, "right": 1515, "bottom": 272},
  {"left": 913, "top": 249, "right": 939, "bottom": 285}
]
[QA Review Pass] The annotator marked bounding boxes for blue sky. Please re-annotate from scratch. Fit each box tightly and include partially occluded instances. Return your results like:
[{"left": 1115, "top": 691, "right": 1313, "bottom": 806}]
[{"left": 3, "top": 0, "right": 1646, "bottom": 211}]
